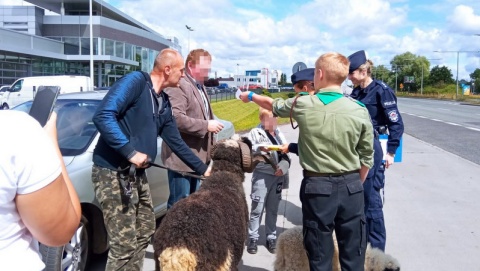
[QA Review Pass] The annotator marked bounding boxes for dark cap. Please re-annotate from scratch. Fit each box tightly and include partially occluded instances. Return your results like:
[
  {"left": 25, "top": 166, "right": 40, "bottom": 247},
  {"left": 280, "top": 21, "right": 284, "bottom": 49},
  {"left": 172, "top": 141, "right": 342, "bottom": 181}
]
[
  {"left": 348, "top": 50, "right": 368, "bottom": 74},
  {"left": 291, "top": 68, "right": 314, "bottom": 85}
]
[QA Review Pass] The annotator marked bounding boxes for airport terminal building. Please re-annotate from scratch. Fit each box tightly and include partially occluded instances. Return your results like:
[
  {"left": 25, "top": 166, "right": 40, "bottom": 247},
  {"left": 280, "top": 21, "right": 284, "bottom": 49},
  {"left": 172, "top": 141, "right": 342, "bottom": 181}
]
[{"left": 0, "top": 0, "right": 181, "bottom": 87}]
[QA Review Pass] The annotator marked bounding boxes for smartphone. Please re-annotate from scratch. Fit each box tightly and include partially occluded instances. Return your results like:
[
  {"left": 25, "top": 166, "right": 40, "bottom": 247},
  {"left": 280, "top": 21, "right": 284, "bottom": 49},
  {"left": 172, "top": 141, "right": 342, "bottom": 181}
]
[{"left": 29, "top": 86, "right": 60, "bottom": 127}]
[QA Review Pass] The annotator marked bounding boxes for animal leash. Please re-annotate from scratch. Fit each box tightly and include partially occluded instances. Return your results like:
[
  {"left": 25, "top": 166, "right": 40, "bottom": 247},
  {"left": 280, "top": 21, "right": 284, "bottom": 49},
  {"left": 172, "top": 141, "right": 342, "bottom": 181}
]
[{"left": 146, "top": 159, "right": 206, "bottom": 180}]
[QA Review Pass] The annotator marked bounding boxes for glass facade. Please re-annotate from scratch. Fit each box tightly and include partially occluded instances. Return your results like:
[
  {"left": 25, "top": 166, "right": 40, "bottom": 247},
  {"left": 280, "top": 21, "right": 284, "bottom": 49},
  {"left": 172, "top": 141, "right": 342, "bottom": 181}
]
[{"left": 0, "top": 36, "right": 159, "bottom": 87}]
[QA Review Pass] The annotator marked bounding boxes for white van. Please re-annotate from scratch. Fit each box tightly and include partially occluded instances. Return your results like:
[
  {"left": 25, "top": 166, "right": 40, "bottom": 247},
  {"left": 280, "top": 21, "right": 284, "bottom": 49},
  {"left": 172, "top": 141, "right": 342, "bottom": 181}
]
[{"left": 1, "top": 75, "right": 93, "bottom": 109}]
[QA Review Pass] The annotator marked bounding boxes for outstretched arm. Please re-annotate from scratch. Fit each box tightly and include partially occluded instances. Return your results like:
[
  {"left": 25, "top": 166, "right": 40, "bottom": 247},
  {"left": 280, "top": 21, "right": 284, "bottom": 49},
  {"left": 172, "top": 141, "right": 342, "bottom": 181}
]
[
  {"left": 16, "top": 113, "right": 81, "bottom": 247},
  {"left": 239, "top": 91, "right": 274, "bottom": 111}
]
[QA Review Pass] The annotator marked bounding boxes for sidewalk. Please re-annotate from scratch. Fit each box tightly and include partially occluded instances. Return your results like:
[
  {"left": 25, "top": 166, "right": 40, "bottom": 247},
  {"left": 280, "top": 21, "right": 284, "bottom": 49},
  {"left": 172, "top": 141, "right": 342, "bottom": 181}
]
[
  {"left": 143, "top": 124, "right": 480, "bottom": 270},
  {"left": 238, "top": 124, "right": 480, "bottom": 270}
]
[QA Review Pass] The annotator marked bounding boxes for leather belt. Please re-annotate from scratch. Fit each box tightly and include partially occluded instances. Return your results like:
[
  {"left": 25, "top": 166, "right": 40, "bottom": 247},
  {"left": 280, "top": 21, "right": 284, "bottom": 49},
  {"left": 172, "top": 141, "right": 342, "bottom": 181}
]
[{"left": 303, "top": 169, "right": 358, "bottom": 177}]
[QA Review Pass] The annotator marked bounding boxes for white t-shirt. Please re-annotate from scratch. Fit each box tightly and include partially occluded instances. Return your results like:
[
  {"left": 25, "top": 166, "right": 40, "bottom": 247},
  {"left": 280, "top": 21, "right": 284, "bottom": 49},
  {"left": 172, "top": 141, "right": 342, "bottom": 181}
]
[{"left": 0, "top": 111, "right": 62, "bottom": 271}]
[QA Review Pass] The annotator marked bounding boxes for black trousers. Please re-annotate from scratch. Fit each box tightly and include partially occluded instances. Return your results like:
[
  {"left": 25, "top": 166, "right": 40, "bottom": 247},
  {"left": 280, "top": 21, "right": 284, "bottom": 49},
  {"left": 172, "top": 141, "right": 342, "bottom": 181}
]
[{"left": 300, "top": 172, "right": 367, "bottom": 271}]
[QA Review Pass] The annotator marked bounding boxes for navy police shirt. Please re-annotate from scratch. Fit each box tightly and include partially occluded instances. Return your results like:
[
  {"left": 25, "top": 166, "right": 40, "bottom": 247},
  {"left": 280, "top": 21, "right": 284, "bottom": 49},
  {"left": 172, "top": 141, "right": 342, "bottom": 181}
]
[{"left": 350, "top": 79, "right": 404, "bottom": 154}]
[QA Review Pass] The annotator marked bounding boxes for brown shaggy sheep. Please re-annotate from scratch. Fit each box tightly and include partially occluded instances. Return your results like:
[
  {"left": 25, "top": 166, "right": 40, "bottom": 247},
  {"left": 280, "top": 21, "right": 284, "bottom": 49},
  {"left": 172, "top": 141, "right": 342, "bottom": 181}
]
[
  {"left": 153, "top": 136, "right": 262, "bottom": 271},
  {"left": 274, "top": 226, "right": 400, "bottom": 271}
]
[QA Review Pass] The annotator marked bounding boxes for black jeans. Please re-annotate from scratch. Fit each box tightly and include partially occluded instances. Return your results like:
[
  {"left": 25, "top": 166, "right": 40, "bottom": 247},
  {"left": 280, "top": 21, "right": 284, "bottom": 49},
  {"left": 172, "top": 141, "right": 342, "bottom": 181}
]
[{"left": 300, "top": 172, "right": 367, "bottom": 271}]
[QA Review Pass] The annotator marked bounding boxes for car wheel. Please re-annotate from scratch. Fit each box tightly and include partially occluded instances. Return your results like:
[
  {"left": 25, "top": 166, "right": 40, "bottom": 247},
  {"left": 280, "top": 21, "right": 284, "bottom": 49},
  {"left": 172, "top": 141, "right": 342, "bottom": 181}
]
[
  {"left": 40, "top": 216, "right": 92, "bottom": 271},
  {"left": 1, "top": 103, "right": 8, "bottom": 110}
]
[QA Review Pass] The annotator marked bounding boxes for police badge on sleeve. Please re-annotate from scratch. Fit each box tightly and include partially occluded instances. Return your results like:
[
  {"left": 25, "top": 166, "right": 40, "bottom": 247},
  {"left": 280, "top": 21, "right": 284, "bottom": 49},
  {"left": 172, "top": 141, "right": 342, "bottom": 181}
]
[{"left": 388, "top": 110, "right": 399, "bottom": 122}]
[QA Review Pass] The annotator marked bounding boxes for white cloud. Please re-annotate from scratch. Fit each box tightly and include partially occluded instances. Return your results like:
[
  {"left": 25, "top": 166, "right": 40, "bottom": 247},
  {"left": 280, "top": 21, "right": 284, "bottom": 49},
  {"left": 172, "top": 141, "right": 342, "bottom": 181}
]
[
  {"left": 448, "top": 5, "right": 480, "bottom": 34},
  {"left": 0, "top": 0, "right": 478, "bottom": 80}
]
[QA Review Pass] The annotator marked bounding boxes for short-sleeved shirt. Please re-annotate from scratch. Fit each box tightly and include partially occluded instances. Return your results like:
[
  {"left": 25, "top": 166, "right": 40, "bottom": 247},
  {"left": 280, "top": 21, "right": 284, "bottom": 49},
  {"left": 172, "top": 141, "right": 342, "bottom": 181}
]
[
  {"left": 272, "top": 88, "right": 374, "bottom": 174},
  {"left": 0, "top": 111, "right": 62, "bottom": 271}
]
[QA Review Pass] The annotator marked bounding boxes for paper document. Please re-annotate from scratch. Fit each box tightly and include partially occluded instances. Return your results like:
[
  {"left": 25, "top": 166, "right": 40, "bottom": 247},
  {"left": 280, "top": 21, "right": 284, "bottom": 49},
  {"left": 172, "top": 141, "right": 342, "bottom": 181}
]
[
  {"left": 253, "top": 143, "right": 282, "bottom": 151},
  {"left": 235, "top": 89, "right": 242, "bottom": 99}
]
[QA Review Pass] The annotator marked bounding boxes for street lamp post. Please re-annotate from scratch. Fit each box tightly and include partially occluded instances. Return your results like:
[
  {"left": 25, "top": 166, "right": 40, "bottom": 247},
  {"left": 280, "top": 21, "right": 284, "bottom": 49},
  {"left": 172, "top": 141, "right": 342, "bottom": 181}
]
[
  {"left": 185, "top": 25, "right": 194, "bottom": 53},
  {"left": 433, "top": 50, "right": 480, "bottom": 99},
  {"left": 89, "top": 0, "right": 94, "bottom": 90},
  {"left": 263, "top": 68, "right": 269, "bottom": 89},
  {"left": 236, "top": 64, "right": 239, "bottom": 88}
]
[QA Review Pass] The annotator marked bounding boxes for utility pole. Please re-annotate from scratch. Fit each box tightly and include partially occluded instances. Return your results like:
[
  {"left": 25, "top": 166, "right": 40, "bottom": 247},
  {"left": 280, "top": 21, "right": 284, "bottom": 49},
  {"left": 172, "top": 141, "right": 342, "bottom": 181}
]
[
  {"left": 185, "top": 25, "right": 194, "bottom": 53},
  {"left": 89, "top": 0, "right": 94, "bottom": 89},
  {"left": 434, "top": 50, "right": 480, "bottom": 99}
]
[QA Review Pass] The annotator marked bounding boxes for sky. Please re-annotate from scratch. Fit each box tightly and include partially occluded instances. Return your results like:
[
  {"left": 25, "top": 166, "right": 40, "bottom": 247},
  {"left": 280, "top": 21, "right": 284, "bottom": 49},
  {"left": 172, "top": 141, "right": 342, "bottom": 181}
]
[{"left": 2, "top": 0, "right": 480, "bottom": 81}]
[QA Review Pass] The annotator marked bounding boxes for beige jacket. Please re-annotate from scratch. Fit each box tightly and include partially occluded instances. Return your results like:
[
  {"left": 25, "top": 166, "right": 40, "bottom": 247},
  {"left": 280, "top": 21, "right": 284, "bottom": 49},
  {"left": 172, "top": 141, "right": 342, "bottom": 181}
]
[{"left": 161, "top": 75, "right": 215, "bottom": 172}]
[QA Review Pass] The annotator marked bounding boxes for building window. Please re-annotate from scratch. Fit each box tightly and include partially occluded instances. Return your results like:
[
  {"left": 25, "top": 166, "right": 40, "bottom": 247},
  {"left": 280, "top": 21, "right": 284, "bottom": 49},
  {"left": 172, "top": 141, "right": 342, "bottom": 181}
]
[
  {"left": 141, "top": 48, "right": 149, "bottom": 71},
  {"left": 80, "top": 38, "right": 98, "bottom": 55},
  {"left": 115, "top": 41, "right": 124, "bottom": 58},
  {"left": 104, "top": 39, "right": 114, "bottom": 56},
  {"left": 64, "top": 37, "right": 80, "bottom": 55},
  {"left": 125, "top": 44, "right": 133, "bottom": 60}
]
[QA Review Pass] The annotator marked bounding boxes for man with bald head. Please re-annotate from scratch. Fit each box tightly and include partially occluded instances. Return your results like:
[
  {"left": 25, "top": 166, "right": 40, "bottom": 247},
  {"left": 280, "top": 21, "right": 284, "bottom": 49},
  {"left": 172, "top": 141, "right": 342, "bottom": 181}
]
[{"left": 92, "top": 48, "right": 209, "bottom": 270}]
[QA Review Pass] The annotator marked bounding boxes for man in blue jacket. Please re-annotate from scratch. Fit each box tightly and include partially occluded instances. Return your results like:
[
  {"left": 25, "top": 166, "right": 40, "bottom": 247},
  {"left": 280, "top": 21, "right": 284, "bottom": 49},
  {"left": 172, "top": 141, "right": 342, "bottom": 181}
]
[{"left": 92, "top": 48, "right": 209, "bottom": 271}]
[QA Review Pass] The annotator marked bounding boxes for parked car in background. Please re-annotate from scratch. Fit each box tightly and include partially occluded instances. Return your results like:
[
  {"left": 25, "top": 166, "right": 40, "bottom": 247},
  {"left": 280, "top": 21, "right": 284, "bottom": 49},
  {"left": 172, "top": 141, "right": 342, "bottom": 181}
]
[
  {"left": 0, "top": 85, "right": 8, "bottom": 100},
  {"left": 1, "top": 75, "right": 93, "bottom": 110},
  {"left": 12, "top": 90, "right": 235, "bottom": 271}
]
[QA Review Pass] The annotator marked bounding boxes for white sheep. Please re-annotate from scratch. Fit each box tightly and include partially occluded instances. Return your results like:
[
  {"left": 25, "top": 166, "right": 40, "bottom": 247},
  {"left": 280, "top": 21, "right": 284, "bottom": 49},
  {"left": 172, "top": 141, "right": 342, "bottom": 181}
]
[{"left": 274, "top": 226, "right": 400, "bottom": 271}]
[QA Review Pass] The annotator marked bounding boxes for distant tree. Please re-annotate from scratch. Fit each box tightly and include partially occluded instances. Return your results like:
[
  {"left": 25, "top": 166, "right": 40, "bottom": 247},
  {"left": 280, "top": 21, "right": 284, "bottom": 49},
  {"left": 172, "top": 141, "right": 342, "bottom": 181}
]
[
  {"left": 470, "top": 68, "right": 480, "bottom": 93},
  {"left": 390, "top": 52, "right": 434, "bottom": 92},
  {"left": 429, "top": 65, "right": 454, "bottom": 86},
  {"left": 279, "top": 74, "right": 287, "bottom": 86},
  {"left": 372, "top": 65, "right": 393, "bottom": 83}
]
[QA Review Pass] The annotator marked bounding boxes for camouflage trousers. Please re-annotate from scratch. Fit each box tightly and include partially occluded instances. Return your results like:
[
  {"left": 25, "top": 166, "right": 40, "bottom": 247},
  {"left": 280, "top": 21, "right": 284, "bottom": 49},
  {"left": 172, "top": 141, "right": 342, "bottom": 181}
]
[{"left": 92, "top": 165, "right": 155, "bottom": 271}]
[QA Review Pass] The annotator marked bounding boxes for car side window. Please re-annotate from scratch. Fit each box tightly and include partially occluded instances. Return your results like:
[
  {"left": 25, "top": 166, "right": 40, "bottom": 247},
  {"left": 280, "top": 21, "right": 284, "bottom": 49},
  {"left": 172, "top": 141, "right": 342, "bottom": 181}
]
[{"left": 10, "top": 80, "right": 23, "bottom": 92}]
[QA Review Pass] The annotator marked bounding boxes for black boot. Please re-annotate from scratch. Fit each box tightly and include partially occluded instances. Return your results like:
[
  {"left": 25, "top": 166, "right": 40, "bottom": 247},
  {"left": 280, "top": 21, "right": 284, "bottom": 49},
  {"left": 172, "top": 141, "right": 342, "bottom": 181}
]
[
  {"left": 247, "top": 238, "right": 258, "bottom": 254},
  {"left": 266, "top": 238, "right": 276, "bottom": 254}
]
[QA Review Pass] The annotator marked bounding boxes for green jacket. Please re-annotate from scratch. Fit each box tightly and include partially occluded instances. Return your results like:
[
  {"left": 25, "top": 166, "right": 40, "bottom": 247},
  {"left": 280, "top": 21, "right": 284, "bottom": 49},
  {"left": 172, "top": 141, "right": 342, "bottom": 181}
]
[{"left": 272, "top": 88, "right": 374, "bottom": 173}]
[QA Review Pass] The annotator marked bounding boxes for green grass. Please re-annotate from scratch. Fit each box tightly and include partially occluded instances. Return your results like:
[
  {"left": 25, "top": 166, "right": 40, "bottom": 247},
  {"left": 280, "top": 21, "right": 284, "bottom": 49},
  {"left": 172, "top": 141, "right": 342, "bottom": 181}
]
[
  {"left": 212, "top": 92, "right": 294, "bottom": 132},
  {"left": 396, "top": 84, "right": 480, "bottom": 103}
]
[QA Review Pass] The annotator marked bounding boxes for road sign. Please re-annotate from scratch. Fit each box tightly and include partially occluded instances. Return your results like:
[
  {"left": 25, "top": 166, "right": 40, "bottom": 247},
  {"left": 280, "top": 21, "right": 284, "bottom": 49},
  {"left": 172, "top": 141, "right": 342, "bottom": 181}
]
[
  {"left": 404, "top": 76, "right": 415, "bottom": 83},
  {"left": 292, "top": 62, "right": 307, "bottom": 74}
]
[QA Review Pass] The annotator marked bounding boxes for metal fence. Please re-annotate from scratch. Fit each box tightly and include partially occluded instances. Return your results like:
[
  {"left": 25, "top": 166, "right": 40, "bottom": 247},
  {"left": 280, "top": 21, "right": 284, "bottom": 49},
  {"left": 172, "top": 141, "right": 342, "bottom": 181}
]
[{"left": 208, "top": 91, "right": 236, "bottom": 103}]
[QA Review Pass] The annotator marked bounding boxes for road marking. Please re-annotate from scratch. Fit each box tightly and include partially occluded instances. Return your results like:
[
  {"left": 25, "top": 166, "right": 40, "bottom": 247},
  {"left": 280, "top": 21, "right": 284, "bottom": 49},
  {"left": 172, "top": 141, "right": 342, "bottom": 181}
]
[
  {"left": 466, "top": 127, "right": 480, "bottom": 132},
  {"left": 404, "top": 113, "right": 480, "bottom": 132},
  {"left": 445, "top": 122, "right": 460, "bottom": 126},
  {"left": 438, "top": 108, "right": 451, "bottom": 111}
]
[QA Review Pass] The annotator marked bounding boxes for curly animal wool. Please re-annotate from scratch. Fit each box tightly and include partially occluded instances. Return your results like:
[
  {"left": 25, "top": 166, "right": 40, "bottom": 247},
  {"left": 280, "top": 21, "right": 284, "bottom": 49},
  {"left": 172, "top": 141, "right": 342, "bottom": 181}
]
[
  {"left": 153, "top": 136, "right": 262, "bottom": 271},
  {"left": 274, "top": 226, "right": 400, "bottom": 271}
]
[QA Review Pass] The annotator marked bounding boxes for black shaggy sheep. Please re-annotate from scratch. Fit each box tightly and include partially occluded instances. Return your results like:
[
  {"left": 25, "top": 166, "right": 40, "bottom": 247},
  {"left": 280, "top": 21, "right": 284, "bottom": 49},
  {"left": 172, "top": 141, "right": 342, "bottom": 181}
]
[{"left": 153, "top": 135, "right": 262, "bottom": 271}]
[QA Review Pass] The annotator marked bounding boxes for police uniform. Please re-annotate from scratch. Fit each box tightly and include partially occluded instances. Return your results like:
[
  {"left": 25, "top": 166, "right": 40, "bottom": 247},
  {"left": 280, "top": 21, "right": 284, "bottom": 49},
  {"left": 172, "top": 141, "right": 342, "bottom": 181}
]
[
  {"left": 348, "top": 50, "right": 405, "bottom": 251},
  {"left": 272, "top": 88, "right": 374, "bottom": 271}
]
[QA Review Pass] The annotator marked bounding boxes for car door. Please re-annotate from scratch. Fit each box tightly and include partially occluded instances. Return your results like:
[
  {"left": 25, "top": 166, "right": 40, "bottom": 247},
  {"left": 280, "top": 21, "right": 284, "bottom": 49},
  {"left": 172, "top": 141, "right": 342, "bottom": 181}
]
[{"left": 147, "top": 136, "right": 170, "bottom": 218}]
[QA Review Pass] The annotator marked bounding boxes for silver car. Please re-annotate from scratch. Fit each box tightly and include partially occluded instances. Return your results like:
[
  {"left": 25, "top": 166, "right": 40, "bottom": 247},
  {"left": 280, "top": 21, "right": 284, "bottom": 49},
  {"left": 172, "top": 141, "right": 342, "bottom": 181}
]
[{"left": 12, "top": 90, "right": 235, "bottom": 271}]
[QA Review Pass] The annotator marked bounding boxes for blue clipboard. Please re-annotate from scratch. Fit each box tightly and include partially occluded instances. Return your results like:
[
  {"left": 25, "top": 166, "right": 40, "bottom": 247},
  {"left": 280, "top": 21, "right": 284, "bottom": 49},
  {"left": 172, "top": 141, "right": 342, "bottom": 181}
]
[{"left": 379, "top": 135, "right": 403, "bottom": 162}]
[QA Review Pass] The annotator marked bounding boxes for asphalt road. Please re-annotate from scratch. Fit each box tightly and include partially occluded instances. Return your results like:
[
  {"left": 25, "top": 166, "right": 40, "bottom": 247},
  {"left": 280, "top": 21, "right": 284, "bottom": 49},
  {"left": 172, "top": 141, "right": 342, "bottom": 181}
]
[
  {"left": 91, "top": 97, "right": 480, "bottom": 270},
  {"left": 398, "top": 97, "right": 480, "bottom": 164}
]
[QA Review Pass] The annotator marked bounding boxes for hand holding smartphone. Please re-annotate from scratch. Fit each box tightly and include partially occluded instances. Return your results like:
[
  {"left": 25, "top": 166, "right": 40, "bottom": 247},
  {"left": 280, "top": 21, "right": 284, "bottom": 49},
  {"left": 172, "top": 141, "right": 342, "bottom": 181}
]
[{"left": 29, "top": 86, "right": 60, "bottom": 127}]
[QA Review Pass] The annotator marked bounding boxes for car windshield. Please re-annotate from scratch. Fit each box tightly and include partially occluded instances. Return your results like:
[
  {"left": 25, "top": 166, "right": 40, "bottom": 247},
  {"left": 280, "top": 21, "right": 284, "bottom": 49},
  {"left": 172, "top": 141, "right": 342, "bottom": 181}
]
[{"left": 13, "top": 99, "right": 100, "bottom": 156}]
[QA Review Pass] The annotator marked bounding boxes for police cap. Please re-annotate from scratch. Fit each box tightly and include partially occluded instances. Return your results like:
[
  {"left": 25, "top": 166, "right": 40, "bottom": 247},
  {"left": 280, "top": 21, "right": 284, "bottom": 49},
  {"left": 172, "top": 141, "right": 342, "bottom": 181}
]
[
  {"left": 348, "top": 50, "right": 368, "bottom": 74},
  {"left": 291, "top": 68, "right": 315, "bottom": 85}
]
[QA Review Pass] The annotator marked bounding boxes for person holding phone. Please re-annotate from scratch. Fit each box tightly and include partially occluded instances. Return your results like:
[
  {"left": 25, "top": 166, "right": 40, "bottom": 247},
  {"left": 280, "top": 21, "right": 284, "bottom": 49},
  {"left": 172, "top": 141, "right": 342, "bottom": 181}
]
[
  {"left": 0, "top": 110, "right": 81, "bottom": 271},
  {"left": 246, "top": 107, "right": 290, "bottom": 254},
  {"left": 92, "top": 48, "right": 209, "bottom": 271}
]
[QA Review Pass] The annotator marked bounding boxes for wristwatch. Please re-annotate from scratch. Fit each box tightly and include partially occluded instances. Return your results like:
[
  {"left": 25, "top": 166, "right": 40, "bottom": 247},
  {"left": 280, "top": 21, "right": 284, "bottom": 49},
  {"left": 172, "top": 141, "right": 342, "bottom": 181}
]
[{"left": 387, "top": 152, "right": 395, "bottom": 157}]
